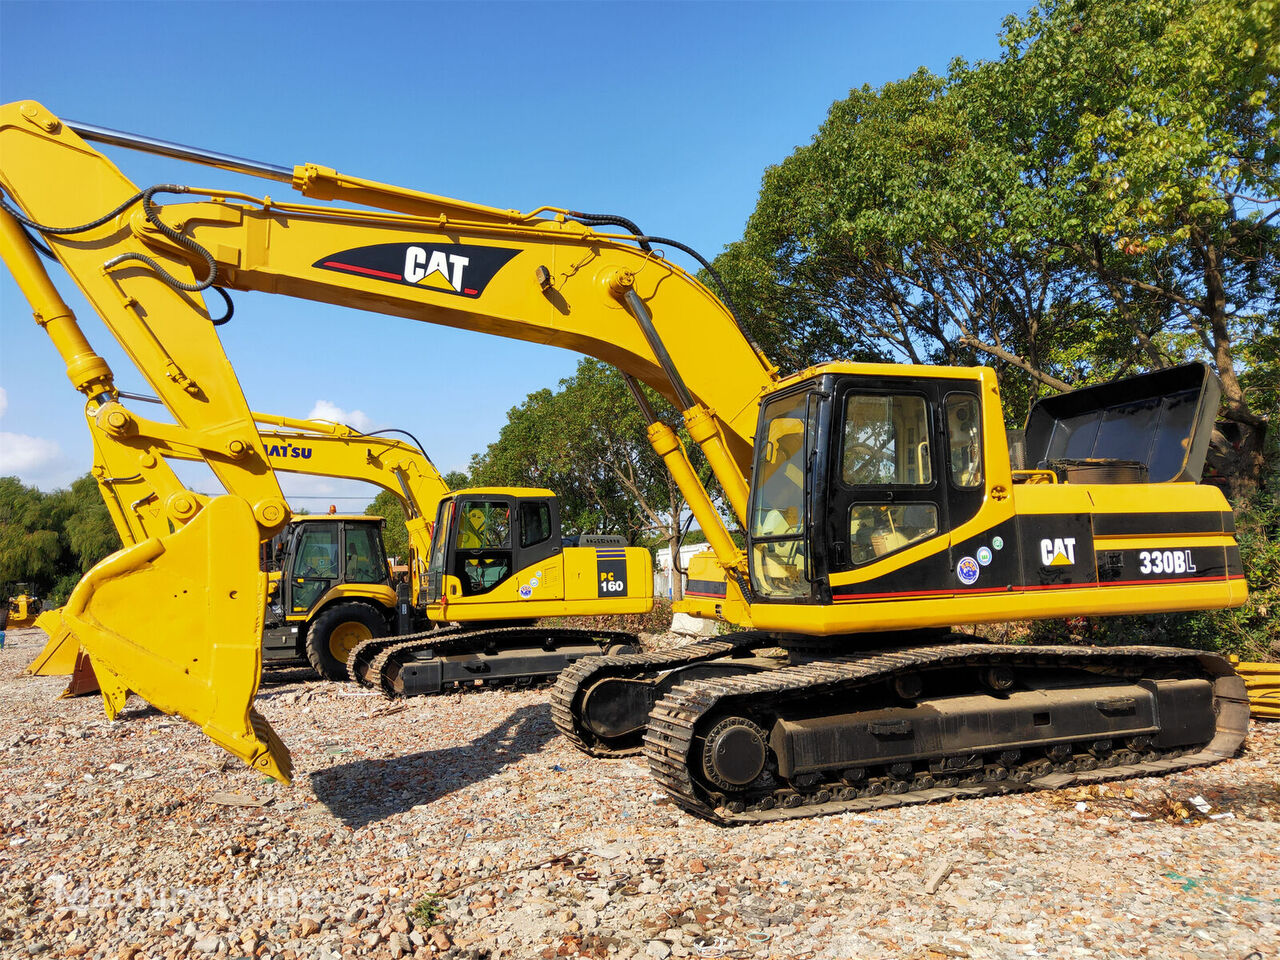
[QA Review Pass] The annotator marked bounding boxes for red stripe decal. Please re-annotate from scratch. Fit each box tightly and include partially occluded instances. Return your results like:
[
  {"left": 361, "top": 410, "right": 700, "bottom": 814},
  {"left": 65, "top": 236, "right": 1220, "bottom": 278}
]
[
  {"left": 832, "top": 575, "right": 1245, "bottom": 602},
  {"left": 323, "top": 261, "right": 403, "bottom": 282}
]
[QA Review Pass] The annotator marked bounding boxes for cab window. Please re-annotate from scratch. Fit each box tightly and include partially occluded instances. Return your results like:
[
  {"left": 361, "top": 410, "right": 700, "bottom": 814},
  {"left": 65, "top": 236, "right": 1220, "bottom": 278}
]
[
  {"left": 841, "top": 394, "right": 937, "bottom": 565},
  {"left": 343, "top": 523, "right": 388, "bottom": 584},
  {"left": 841, "top": 394, "right": 931, "bottom": 486},
  {"left": 520, "top": 501, "right": 552, "bottom": 548},
  {"left": 456, "top": 500, "right": 511, "bottom": 549},
  {"left": 749, "top": 391, "right": 812, "bottom": 600},
  {"left": 455, "top": 499, "right": 512, "bottom": 596},
  {"left": 291, "top": 525, "right": 338, "bottom": 611},
  {"left": 945, "top": 393, "right": 983, "bottom": 488}
]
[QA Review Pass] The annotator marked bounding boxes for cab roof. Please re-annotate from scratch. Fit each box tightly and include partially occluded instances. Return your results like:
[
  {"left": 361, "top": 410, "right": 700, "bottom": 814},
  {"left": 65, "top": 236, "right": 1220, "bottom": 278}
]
[
  {"left": 446, "top": 487, "right": 556, "bottom": 500},
  {"left": 290, "top": 514, "right": 382, "bottom": 523}
]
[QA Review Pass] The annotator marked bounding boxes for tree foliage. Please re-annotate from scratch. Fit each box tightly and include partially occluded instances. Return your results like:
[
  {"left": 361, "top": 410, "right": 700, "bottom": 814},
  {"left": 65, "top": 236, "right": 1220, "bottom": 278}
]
[
  {"left": 365, "top": 489, "right": 410, "bottom": 565},
  {"left": 717, "top": 0, "right": 1278, "bottom": 491},
  {"left": 0, "top": 475, "right": 122, "bottom": 605}
]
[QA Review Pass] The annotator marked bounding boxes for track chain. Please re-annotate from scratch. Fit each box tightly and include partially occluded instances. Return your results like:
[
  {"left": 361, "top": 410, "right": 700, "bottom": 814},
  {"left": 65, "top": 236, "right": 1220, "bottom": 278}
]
[
  {"left": 349, "top": 626, "right": 639, "bottom": 698},
  {"left": 346, "top": 625, "right": 463, "bottom": 686},
  {"left": 550, "top": 631, "right": 775, "bottom": 757},
  {"left": 642, "top": 642, "right": 1249, "bottom": 824}
]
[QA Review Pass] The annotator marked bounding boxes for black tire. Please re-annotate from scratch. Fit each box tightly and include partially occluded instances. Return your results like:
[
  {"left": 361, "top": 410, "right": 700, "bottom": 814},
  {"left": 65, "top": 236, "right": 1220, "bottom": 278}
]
[{"left": 306, "top": 602, "right": 387, "bottom": 681}]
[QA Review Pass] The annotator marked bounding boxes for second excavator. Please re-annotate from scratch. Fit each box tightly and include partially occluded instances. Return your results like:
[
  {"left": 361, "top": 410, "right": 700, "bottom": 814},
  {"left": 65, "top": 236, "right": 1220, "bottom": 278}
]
[
  {"left": 0, "top": 101, "right": 1249, "bottom": 821},
  {"left": 31, "top": 405, "right": 649, "bottom": 690}
]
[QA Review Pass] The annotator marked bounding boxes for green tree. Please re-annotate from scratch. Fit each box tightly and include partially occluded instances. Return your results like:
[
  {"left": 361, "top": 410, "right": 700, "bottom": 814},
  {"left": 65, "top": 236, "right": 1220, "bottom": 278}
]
[
  {"left": 717, "top": 0, "right": 1278, "bottom": 488},
  {"left": 0, "top": 476, "right": 70, "bottom": 595},
  {"left": 365, "top": 489, "right": 410, "bottom": 565},
  {"left": 0, "top": 474, "right": 121, "bottom": 605},
  {"left": 64, "top": 475, "right": 122, "bottom": 573}
]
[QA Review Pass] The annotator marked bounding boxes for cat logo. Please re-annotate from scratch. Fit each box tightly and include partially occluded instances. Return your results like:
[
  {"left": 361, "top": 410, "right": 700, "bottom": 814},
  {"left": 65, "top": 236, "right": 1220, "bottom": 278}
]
[
  {"left": 403, "top": 247, "right": 469, "bottom": 292},
  {"left": 1040, "top": 537, "right": 1077, "bottom": 566},
  {"left": 314, "top": 242, "right": 520, "bottom": 299}
]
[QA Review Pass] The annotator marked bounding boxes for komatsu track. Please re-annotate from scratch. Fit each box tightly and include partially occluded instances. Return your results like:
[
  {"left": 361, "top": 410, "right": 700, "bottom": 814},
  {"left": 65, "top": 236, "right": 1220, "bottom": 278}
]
[
  {"left": 347, "top": 626, "right": 639, "bottom": 697},
  {"left": 639, "top": 642, "right": 1248, "bottom": 824}
]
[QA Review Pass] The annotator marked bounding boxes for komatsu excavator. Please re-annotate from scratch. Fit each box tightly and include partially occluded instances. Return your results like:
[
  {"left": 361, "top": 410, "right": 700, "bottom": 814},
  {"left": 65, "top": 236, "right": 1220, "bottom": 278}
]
[
  {"left": 0, "top": 101, "right": 1248, "bottom": 821},
  {"left": 30, "top": 406, "right": 648, "bottom": 687}
]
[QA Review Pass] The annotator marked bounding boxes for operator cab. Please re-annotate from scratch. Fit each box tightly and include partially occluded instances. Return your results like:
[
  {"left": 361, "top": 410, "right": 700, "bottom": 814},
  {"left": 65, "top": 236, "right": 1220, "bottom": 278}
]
[
  {"left": 748, "top": 367, "right": 988, "bottom": 602},
  {"left": 271, "top": 515, "right": 391, "bottom": 615},
  {"left": 424, "top": 489, "right": 562, "bottom": 602}
]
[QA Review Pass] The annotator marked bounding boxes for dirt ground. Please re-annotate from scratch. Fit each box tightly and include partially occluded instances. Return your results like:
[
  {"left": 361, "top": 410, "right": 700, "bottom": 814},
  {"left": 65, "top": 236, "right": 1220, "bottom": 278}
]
[{"left": 1, "top": 625, "right": 1277, "bottom": 960}]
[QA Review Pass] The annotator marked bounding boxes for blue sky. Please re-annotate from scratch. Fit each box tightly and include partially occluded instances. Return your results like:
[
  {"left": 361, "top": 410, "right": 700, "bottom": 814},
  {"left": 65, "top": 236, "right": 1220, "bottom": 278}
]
[{"left": 1, "top": 0, "right": 1028, "bottom": 507}]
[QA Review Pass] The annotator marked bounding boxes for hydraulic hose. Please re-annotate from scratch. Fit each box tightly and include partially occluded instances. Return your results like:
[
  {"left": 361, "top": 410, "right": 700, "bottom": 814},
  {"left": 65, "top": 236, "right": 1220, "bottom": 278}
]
[{"left": 1, "top": 184, "right": 234, "bottom": 324}]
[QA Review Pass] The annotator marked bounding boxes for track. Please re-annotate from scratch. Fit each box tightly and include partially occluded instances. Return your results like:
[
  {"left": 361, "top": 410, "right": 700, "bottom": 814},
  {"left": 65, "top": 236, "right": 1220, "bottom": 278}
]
[
  {"left": 347, "top": 625, "right": 639, "bottom": 697},
  {"left": 641, "top": 642, "right": 1249, "bottom": 824},
  {"left": 550, "top": 631, "right": 772, "bottom": 757}
]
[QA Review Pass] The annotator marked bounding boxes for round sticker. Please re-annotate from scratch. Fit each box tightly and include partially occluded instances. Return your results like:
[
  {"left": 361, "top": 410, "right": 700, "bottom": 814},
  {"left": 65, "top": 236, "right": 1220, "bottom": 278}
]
[
  {"left": 976, "top": 546, "right": 993, "bottom": 566},
  {"left": 956, "top": 556, "right": 981, "bottom": 585},
  {"left": 518, "top": 584, "right": 533, "bottom": 599},
  {"left": 992, "top": 536, "right": 1005, "bottom": 551}
]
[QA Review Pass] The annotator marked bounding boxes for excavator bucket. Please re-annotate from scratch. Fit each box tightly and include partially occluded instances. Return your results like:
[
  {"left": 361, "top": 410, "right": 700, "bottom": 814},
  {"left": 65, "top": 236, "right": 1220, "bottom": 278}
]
[
  {"left": 61, "top": 495, "right": 292, "bottom": 782},
  {"left": 25, "top": 608, "right": 79, "bottom": 676},
  {"left": 62, "top": 650, "right": 102, "bottom": 699},
  {"left": 25, "top": 608, "right": 105, "bottom": 697}
]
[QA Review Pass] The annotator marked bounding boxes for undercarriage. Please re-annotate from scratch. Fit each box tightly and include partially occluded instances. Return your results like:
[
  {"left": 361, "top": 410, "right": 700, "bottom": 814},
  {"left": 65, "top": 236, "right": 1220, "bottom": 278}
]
[
  {"left": 552, "top": 636, "right": 1249, "bottom": 823},
  {"left": 347, "top": 626, "right": 639, "bottom": 697}
]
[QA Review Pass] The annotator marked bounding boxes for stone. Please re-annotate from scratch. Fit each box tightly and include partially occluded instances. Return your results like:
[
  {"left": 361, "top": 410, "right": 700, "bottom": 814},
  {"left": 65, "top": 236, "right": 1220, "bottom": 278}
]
[
  {"left": 670, "top": 613, "right": 717, "bottom": 638},
  {"left": 645, "top": 941, "right": 672, "bottom": 959},
  {"left": 192, "top": 937, "right": 223, "bottom": 954},
  {"left": 299, "top": 918, "right": 321, "bottom": 937}
]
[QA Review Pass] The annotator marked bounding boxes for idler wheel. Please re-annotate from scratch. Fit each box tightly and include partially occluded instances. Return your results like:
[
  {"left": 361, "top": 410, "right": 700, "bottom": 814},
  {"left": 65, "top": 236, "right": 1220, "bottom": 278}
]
[
  {"left": 983, "top": 666, "right": 1016, "bottom": 692},
  {"left": 701, "top": 716, "right": 770, "bottom": 790}
]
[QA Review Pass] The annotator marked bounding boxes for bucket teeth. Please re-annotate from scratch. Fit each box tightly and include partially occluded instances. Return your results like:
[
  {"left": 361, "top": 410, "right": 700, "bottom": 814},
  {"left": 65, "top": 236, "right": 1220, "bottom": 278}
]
[{"left": 247, "top": 710, "right": 293, "bottom": 783}]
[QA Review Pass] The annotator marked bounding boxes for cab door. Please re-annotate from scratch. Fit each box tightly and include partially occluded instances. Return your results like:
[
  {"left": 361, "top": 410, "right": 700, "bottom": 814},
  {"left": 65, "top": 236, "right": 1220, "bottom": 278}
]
[
  {"left": 820, "top": 376, "right": 987, "bottom": 599},
  {"left": 284, "top": 522, "right": 339, "bottom": 616}
]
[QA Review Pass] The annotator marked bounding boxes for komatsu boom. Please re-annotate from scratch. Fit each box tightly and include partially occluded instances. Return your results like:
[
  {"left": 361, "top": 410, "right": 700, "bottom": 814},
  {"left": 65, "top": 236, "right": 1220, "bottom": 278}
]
[{"left": 0, "top": 101, "right": 1248, "bottom": 821}]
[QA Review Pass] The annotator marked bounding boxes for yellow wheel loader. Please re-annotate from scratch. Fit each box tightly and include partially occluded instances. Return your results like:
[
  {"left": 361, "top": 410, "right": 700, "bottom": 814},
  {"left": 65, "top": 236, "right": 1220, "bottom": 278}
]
[{"left": 0, "top": 101, "right": 1249, "bottom": 818}]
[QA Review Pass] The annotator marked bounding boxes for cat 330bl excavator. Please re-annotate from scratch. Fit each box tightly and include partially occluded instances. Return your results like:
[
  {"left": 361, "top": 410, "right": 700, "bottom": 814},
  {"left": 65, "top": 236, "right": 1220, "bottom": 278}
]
[
  {"left": 27, "top": 406, "right": 648, "bottom": 690},
  {"left": 0, "top": 101, "right": 1248, "bottom": 823}
]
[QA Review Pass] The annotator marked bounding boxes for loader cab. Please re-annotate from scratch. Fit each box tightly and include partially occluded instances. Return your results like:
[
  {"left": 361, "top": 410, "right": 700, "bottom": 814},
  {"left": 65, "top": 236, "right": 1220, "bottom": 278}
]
[
  {"left": 424, "top": 489, "right": 561, "bottom": 603},
  {"left": 747, "top": 367, "right": 990, "bottom": 602},
  {"left": 277, "top": 515, "right": 391, "bottom": 616}
]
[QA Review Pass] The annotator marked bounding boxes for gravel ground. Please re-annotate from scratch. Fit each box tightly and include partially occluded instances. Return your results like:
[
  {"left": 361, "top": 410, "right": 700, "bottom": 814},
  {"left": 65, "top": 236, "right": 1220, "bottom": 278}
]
[{"left": 1, "top": 625, "right": 1277, "bottom": 960}]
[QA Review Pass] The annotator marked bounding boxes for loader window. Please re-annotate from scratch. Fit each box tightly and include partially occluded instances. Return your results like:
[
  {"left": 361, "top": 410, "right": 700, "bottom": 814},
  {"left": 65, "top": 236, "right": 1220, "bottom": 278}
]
[
  {"left": 291, "top": 524, "right": 338, "bottom": 612},
  {"left": 841, "top": 394, "right": 931, "bottom": 487},
  {"left": 848, "top": 504, "right": 939, "bottom": 564},
  {"left": 343, "top": 523, "right": 389, "bottom": 584}
]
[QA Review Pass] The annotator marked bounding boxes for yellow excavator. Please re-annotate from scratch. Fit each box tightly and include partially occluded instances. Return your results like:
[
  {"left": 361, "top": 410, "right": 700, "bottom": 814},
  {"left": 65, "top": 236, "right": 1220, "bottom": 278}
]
[
  {"left": 0, "top": 101, "right": 1248, "bottom": 820},
  {"left": 29, "top": 407, "right": 649, "bottom": 688}
]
